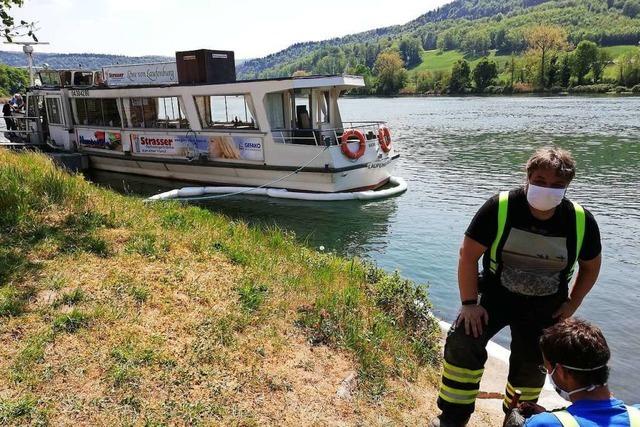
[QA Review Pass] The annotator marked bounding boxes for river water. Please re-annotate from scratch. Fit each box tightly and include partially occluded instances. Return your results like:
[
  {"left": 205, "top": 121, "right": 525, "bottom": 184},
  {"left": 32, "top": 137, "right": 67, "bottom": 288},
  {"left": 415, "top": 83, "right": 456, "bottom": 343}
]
[{"left": 90, "top": 96, "right": 640, "bottom": 401}]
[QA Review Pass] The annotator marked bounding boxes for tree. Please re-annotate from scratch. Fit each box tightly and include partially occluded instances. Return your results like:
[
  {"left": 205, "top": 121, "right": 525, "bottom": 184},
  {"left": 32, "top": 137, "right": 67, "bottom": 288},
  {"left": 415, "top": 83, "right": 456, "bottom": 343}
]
[
  {"left": 314, "top": 49, "right": 346, "bottom": 75},
  {"left": 1, "top": 0, "right": 37, "bottom": 42},
  {"left": 373, "top": 50, "right": 407, "bottom": 95},
  {"left": 592, "top": 50, "right": 612, "bottom": 83},
  {"left": 448, "top": 59, "right": 470, "bottom": 94},
  {"left": 422, "top": 31, "right": 437, "bottom": 50},
  {"left": 572, "top": 40, "right": 599, "bottom": 84},
  {"left": 437, "top": 27, "right": 461, "bottom": 51},
  {"left": 472, "top": 57, "right": 498, "bottom": 92},
  {"left": 622, "top": 0, "right": 640, "bottom": 17},
  {"left": 0, "top": 63, "right": 28, "bottom": 96},
  {"left": 525, "top": 25, "right": 568, "bottom": 87},
  {"left": 399, "top": 37, "right": 423, "bottom": 68},
  {"left": 461, "top": 29, "right": 491, "bottom": 56},
  {"left": 547, "top": 54, "right": 559, "bottom": 87},
  {"left": 559, "top": 54, "right": 571, "bottom": 87}
]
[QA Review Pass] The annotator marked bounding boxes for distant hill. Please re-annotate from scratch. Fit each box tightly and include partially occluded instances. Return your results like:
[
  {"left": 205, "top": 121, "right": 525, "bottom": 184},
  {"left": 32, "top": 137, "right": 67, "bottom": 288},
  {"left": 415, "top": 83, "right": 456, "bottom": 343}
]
[
  {"left": 0, "top": 51, "right": 249, "bottom": 70},
  {"left": 237, "top": 0, "right": 640, "bottom": 79},
  {"left": 0, "top": 51, "right": 174, "bottom": 70}
]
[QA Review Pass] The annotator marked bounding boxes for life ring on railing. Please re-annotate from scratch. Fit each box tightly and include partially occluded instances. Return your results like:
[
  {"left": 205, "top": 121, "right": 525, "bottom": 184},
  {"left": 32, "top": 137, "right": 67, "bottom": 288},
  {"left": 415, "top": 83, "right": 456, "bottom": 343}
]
[
  {"left": 377, "top": 126, "right": 392, "bottom": 153},
  {"left": 340, "top": 129, "right": 366, "bottom": 160}
]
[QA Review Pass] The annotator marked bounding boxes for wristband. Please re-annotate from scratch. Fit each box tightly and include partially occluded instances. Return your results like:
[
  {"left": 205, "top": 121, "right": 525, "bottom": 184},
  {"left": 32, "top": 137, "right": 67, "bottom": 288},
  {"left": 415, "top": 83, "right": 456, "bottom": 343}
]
[{"left": 461, "top": 299, "right": 478, "bottom": 306}]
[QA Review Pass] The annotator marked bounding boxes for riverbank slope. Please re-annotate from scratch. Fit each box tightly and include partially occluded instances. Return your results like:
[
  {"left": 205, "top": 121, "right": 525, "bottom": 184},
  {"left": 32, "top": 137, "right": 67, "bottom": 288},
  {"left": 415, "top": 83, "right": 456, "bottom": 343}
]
[{"left": 0, "top": 149, "right": 507, "bottom": 425}]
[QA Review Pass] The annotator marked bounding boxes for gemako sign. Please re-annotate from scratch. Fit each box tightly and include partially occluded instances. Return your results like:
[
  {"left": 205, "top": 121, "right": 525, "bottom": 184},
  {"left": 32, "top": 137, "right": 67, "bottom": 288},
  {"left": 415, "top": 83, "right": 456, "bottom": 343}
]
[{"left": 102, "top": 62, "right": 178, "bottom": 87}]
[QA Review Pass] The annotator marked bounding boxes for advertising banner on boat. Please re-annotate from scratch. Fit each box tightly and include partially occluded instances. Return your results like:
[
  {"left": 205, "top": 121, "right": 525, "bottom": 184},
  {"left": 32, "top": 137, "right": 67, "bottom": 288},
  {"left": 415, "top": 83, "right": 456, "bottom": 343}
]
[
  {"left": 102, "top": 62, "right": 178, "bottom": 87},
  {"left": 77, "top": 129, "right": 122, "bottom": 150},
  {"left": 130, "top": 133, "right": 263, "bottom": 161}
]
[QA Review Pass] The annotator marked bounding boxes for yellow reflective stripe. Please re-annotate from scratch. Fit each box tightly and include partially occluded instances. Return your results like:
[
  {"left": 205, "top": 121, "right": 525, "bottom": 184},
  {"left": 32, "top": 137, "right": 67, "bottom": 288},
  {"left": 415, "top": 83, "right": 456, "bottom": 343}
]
[
  {"left": 552, "top": 410, "right": 580, "bottom": 427},
  {"left": 438, "top": 391, "right": 476, "bottom": 405},
  {"left": 438, "top": 384, "right": 479, "bottom": 405},
  {"left": 506, "top": 383, "right": 542, "bottom": 398},
  {"left": 626, "top": 406, "right": 640, "bottom": 427},
  {"left": 444, "top": 361, "right": 484, "bottom": 376},
  {"left": 490, "top": 191, "right": 509, "bottom": 273},
  {"left": 440, "top": 383, "right": 480, "bottom": 397},
  {"left": 443, "top": 362, "right": 483, "bottom": 384}
]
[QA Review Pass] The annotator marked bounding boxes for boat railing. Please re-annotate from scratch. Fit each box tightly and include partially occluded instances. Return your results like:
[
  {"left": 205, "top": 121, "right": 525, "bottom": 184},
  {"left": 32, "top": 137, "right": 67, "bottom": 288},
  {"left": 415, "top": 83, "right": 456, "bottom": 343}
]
[
  {"left": 1, "top": 114, "right": 44, "bottom": 145},
  {"left": 271, "top": 121, "right": 387, "bottom": 147}
]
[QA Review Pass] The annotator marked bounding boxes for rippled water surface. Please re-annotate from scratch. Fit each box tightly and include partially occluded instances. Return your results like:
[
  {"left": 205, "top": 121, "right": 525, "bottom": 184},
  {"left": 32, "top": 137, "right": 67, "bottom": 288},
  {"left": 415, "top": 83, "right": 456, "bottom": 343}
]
[{"left": 94, "top": 96, "right": 640, "bottom": 400}]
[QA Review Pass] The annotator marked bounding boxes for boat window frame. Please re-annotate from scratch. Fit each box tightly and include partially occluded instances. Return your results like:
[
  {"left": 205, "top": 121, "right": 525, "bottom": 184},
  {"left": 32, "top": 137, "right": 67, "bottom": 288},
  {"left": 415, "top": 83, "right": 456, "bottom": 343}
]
[
  {"left": 44, "top": 96, "right": 64, "bottom": 126},
  {"left": 121, "top": 95, "right": 190, "bottom": 130},
  {"left": 72, "top": 97, "right": 122, "bottom": 129},
  {"left": 193, "top": 93, "right": 259, "bottom": 131}
]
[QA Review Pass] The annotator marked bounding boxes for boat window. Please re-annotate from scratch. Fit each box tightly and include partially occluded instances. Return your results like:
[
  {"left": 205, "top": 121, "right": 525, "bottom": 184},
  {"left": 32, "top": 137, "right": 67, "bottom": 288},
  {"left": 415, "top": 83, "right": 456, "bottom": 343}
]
[
  {"left": 73, "top": 98, "right": 122, "bottom": 127},
  {"left": 45, "top": 98, "right": 63, "bottom": 125},
  {"left": 61, "top": 71, "right": 72, "bottom": 86},
  {"left": 39, "top": 71, "right": 60, "bottom": 86},
  {"left": 73, "top": 71, "right": 94, "bottom": 86},
  {"left": 293, "top": 89, "right": 313, "bottom": 129},
  {"left": 194, "top": 95, "right": 258, "bottom": 130},
  {"left": 265, "top": 93, "right": 285, "bottom": 129},
  {"left": 123, "top": 96, "right": 189, "bottom": 129}
]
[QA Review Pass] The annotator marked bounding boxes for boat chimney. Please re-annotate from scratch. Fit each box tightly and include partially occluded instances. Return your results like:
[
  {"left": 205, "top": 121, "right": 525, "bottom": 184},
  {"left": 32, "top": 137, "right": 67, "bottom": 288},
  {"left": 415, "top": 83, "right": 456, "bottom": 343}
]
[{"left": 175, "top": 49, "right": 236, "bottom": 84}]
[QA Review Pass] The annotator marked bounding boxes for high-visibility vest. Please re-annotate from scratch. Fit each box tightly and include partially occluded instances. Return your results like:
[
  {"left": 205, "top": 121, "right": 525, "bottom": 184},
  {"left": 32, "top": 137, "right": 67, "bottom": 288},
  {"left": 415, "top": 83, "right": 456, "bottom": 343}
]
[
  {"left": 552, "top": 405, "right": 640, "bottom": 426},
  {"left": 489, "top": 191, "right": 586, "bottom": 279}
]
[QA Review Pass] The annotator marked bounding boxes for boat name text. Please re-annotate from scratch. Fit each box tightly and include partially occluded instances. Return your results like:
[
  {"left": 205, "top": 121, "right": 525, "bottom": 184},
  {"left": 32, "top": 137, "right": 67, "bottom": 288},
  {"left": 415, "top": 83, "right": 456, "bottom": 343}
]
[
  {"left": 140, "top": 137, "right": 173, "bottom": 146},
  {"left": 367, "top": 158, "right": 392, "bottom": 169},
  {"left": 71, "top": 90, "right": 90, "bottom": 97}
]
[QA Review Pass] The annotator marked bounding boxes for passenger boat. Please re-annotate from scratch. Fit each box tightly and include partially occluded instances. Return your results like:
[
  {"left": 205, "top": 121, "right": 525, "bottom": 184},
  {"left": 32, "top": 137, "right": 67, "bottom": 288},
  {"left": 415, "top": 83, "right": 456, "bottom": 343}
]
[{"left": 21, "top": 49, "right": 400, "bottom": 194}]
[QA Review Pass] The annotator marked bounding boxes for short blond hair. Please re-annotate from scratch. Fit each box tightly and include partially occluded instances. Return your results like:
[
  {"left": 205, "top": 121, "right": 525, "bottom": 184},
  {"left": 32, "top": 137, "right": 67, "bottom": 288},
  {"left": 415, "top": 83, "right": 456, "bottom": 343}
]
[{"left": 526, "top": 147, "right": 576, "bottom": 181}]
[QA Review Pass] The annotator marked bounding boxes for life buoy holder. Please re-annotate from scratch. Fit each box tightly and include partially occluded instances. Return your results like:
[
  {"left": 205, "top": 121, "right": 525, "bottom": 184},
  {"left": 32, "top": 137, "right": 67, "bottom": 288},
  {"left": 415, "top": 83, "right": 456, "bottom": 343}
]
[
  {"left": 377, "top": 126, "right": 392, "bottom": 153},
  {"left": 340, "top": 129, "right": 366, "bottom": 160}
]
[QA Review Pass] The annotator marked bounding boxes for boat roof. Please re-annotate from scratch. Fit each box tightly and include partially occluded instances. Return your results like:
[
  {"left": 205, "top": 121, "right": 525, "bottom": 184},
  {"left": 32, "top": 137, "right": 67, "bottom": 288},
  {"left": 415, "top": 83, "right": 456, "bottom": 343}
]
[{"left": 29, "top": 74, "right": 365, "bottom": 92}]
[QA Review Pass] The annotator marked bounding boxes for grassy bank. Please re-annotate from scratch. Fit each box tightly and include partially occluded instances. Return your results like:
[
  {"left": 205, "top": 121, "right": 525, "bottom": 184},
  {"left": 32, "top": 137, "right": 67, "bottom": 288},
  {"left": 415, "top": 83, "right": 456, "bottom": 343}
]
[{"left": 0, "top": 149, "right": 444, "bottom": 425}]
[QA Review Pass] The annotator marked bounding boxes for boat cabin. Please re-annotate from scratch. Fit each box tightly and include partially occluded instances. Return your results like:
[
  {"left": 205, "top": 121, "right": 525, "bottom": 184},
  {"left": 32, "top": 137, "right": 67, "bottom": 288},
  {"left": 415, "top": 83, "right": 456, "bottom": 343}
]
[{"left": 20, "top": 50, "right": 397, "bottom": 193}]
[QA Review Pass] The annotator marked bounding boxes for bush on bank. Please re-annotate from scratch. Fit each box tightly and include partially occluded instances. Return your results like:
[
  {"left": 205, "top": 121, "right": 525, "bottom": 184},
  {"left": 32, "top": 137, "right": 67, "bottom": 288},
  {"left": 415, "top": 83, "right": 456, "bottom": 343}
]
[{"left": 0, "top": 149, "right": 441, "bottom": 424}]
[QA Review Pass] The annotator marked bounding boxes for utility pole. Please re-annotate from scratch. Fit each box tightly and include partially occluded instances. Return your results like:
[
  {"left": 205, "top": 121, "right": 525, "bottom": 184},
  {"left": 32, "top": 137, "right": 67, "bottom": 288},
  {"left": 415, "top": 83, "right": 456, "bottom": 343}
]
[{"left": 3, "top": 41, "right": 50, "bottom": 86}]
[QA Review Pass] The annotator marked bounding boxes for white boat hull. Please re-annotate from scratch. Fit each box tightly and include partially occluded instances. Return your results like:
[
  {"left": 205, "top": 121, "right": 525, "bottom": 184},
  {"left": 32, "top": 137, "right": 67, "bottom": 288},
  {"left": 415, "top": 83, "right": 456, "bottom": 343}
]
[{"left": 88, "top": 153, "right": 397, "bottom": 193}]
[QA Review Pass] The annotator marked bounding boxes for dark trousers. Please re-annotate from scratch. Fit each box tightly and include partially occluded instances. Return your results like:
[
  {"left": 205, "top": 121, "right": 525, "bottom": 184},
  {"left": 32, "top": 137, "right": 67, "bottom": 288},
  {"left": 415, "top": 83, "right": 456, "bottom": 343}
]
[
  {"left": 437, "top": 284, "right": 565, "bottom": 422},
  {"left": 4, "top": 116, "right": 16, "bottom": 131}
]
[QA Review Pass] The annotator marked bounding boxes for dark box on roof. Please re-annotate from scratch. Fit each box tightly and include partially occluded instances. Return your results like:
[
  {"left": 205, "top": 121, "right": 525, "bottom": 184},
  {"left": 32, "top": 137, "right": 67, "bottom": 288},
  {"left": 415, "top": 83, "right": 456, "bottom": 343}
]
[{"left": 175, "top": 49, "right": 236, "bottom": 84}]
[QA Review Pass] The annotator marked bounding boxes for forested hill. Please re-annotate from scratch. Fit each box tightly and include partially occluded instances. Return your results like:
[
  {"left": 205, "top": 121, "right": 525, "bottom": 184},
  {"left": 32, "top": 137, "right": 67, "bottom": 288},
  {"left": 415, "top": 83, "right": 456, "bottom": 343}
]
[
  {"left": 0, "top": 51, "right": 174, "bottom": 69},
  {"left": 237, "top": 0, "right": 640, "bottom": 79}
]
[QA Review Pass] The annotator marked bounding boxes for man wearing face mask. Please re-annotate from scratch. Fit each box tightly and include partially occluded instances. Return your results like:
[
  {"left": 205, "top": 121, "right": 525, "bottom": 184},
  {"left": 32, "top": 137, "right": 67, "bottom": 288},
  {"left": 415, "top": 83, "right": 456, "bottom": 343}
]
[
  {"left": 432, "top": 147, "right": 602, "bottom": 427},
  {"left": 516, "top": 318, "right": 639, "bottom": 426}
]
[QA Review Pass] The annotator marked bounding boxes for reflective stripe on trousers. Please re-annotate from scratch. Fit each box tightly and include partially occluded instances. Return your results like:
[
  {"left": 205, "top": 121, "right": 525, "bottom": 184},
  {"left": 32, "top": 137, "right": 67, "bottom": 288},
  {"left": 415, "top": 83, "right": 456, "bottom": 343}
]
[
  {"left": 552, "top": 405, "right": 640, "bottom": 427},
  {"left": 502, "top": 381, "right": 542, "bottom": 412},
  {"left": 438, "top": 361, "right": 484, "bottom": 405}
]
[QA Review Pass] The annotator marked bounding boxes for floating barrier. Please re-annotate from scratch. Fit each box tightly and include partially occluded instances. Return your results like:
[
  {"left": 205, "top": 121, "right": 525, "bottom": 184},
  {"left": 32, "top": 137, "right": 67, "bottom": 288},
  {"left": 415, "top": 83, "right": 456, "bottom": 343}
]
[{"left": 146, "top": 176, "right": 408, "bottom": 202}]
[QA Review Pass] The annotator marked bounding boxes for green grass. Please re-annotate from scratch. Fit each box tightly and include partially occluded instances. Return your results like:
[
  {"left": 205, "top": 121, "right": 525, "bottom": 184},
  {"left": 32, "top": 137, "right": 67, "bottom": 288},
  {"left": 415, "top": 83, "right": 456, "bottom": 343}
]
[
  {"left": 0, "top": 148, "right": 442, "bottom": 424},
  {"left": 409, "top": 46, "right": 640, "bottom": 83}
]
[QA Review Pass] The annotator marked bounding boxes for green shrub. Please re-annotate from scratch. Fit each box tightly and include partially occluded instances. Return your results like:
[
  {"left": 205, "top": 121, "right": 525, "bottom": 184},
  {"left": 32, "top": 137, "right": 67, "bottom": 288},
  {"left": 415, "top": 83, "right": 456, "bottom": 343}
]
[{"left": 569, "top": 84, "right": 613, "bottom": 93}]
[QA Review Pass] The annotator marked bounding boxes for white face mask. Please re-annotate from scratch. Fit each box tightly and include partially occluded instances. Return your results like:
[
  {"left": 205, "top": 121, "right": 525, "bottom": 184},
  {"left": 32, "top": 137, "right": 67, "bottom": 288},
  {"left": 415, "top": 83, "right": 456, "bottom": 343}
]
[
  {"left": 548, "top": 365, "right": 607, "bottom": 401},
  {"left": 527, "top": 183, "right": 567, "bottom": 211}
]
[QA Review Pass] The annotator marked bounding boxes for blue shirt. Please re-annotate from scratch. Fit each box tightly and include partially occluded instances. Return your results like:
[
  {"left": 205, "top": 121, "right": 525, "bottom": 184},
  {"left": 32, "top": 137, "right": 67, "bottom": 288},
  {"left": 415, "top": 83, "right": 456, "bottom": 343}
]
[{"left": 525, "top": 399, "right": 640, "bottom": 426}]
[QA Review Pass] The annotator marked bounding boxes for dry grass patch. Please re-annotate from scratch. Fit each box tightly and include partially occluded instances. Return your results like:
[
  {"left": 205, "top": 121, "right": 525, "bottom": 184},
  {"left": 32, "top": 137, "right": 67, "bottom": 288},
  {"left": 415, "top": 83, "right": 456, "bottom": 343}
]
[{"left": 0, "top": 149, "right": 449, "bottom": 426}]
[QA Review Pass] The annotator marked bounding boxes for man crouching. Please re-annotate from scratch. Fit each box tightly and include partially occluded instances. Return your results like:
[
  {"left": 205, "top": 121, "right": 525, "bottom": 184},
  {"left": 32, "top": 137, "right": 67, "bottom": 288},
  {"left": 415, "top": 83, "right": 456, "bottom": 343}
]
[{"left": 504, "top": 318, "right": 639, "bottom": 427}]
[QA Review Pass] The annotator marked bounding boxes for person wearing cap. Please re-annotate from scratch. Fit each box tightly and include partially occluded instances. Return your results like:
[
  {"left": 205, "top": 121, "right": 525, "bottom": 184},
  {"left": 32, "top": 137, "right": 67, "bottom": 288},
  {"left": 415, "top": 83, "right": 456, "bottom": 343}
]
[
  {"left": 515, "top": 318, "right": 639, "bottom": 426},
  {"left": 431, "top": 147, "right": 602, "bottom": 427}
]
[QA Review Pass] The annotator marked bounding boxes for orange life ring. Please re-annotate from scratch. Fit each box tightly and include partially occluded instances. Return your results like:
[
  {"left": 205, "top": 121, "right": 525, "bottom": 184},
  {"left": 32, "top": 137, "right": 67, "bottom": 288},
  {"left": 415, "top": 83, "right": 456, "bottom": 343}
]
[
  {"left": 377, "top": 126, "right": 392, "bottom": 153},
  {"left": 340, "top": 129, "right": 366, "bottom": 160}
]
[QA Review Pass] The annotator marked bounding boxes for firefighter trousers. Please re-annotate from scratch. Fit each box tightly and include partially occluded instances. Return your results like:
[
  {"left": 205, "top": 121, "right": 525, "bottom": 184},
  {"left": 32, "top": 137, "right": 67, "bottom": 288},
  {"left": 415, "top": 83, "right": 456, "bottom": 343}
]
[{"left": 437, "top": 285, "right": 566, "bottom": 422}]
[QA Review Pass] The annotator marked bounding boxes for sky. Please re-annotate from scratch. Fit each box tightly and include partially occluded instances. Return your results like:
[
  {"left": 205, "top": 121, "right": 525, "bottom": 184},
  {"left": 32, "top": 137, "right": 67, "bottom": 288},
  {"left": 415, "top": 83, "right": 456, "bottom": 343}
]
[{"left": 3, "top": 0, "right": 451, "bottom": 59}]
